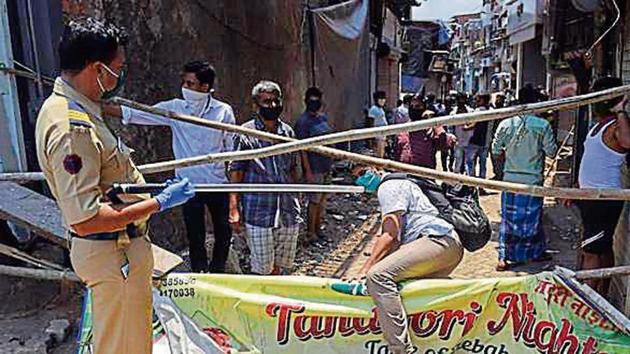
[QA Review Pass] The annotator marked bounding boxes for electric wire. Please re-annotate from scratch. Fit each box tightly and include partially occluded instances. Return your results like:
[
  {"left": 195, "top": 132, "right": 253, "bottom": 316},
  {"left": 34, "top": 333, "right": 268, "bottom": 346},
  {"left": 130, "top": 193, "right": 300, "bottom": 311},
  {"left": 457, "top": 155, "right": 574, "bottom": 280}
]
[{"left": 585, "top": 0, "right": 621, "bottom": 58}]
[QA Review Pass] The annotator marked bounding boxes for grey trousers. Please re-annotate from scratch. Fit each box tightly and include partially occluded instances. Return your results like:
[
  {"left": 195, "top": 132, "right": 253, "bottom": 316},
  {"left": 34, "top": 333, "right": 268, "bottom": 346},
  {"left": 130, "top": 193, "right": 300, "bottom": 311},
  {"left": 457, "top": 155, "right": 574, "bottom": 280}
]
[{"left": 365, "top": 233, "right": 464, "bottom": 354}]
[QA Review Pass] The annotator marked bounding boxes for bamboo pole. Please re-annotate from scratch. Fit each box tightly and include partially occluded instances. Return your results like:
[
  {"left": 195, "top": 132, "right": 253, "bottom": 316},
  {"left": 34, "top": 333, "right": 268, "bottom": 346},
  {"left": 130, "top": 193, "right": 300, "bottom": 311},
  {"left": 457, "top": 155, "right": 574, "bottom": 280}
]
[
  {"left": 0, "top": 243, "right": 66, "bottom": 271},
  {"left": 4, "top": 82, "right": 630, "bottom": 199},
  {"left": 0, "top": 66, "right": 55, "bottom": 85},
  {"left": 113, "top": 84, "right": 630, "bottom": 168},
  {"left": 573, "top": 265, "right": 630, "bottom": 280},
  {"left": 544, "top": 125, "right": 574, "bottom": 180},
  {"left": 0, "top": 264, "right": 80, "bottom": 282},
  {"left": 7, "top": 145, "right": 630, "bottom": 199},
  {"left": 555, "top": 266, "right": 630, "bottom": 334},
  {"left": 113, "top": 183, "right": 364, "bottom": 194},
  {"left": 0, "top": 171, "right": 45, "bottom": 183},
  {"left": 113, "top": 93, "right": 630, "bottom": 200}
]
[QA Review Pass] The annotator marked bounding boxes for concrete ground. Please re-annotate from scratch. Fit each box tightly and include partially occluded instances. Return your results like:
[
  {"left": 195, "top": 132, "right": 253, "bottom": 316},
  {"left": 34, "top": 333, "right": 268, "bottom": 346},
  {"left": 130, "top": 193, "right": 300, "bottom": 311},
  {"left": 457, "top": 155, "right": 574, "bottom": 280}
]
[
  {"left": 341, "top": 193, "right": 580, "bottom": 279},
  {"left": 341, "top": 151, "right": 580, "bottom": 279}
]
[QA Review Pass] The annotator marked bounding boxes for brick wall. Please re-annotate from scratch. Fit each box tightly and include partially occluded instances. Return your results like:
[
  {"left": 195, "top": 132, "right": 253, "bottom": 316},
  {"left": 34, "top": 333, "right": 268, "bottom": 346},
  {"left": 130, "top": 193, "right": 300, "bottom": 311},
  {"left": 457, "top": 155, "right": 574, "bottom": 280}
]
[
  {"left": 377, "top": 57, "right": 400, "bottom": 105},
  {"left": 61, "top": 0, "right": 310, "bottom": 251}
]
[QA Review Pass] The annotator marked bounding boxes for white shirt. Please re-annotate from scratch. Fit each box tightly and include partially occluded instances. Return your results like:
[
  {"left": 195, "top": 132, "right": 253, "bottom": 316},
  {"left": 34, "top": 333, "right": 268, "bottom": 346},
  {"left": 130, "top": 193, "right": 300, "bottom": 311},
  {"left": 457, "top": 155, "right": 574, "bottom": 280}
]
[
  {"left": 579, "top": 120, "right": 627, "bottom": 188},
  {"left": 122, "top": 97, "right": 236, "bottom": 184},
  {"left": 393, "top": 105, "right": 410, "bottom": 124},
  {"left": 378, "top": 179, "right": 454, "bottom": 245},
  {"left": 368, "top": 105, "right": 388, "bottom": 127},
  {"left": 451, "top": 105, "right": 474, "bottom": 147}
]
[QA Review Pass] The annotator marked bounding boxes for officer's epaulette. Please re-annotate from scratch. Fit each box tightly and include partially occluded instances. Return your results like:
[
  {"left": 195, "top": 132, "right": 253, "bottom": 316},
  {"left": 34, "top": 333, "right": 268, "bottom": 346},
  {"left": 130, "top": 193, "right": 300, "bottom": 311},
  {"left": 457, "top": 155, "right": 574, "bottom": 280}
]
[{"left": 67, "top": 101, "right": 93, "bottom": 128}]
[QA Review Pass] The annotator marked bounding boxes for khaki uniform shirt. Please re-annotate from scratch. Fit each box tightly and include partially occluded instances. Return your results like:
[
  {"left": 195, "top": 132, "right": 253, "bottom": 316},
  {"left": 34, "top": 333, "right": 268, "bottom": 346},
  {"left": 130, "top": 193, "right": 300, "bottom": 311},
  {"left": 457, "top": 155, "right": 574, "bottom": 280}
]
[{"left": 35, "top": 77, "right": 148, "bottom": 230}]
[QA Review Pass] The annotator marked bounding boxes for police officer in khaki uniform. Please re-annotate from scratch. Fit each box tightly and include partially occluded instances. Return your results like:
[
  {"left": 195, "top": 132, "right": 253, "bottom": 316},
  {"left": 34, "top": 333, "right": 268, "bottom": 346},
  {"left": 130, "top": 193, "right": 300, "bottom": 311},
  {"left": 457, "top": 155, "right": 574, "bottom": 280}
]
[{"left": 35, "top": 18, "right": 194, "bottom": 354}]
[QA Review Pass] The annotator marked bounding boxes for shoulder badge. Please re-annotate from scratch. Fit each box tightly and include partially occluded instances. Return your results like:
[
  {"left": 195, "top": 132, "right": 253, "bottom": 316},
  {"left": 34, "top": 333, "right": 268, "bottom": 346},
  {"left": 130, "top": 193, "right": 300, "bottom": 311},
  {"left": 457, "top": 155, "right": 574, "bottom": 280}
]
[
  {"left": 68, "top": 110, "right": 93, "bottom": 128},
  {"left": 67, "top": 101, "right": 93, "bottom": 128}
]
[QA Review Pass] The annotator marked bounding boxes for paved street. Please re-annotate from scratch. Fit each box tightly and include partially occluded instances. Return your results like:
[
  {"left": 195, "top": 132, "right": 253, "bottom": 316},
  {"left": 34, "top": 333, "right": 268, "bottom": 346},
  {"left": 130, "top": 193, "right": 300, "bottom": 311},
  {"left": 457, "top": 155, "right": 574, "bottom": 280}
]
[
  {"left": 340, "top": 152, "right": 580, "bottom": 280},
  {"left": 340, "top": 192, "right": 579, "bottom": 279}
]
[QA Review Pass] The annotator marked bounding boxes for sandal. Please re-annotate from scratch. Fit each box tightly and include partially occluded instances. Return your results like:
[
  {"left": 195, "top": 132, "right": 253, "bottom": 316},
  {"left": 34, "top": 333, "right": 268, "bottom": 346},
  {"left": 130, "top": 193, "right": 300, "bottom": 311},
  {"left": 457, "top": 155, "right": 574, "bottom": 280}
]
[
  {"left": 496, "top": 260, "right": 526, "bottom": 271},
  {"left": 496, "top": 260, "right": 510, "bottom": 271}
]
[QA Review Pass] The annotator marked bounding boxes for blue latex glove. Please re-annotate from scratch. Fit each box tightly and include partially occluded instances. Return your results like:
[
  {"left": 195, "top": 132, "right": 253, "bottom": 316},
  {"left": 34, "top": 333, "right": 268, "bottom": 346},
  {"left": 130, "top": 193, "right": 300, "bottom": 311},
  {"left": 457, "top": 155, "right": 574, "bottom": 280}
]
[{"left": 155, "top": 178, "right": 195, "bottom": 212}]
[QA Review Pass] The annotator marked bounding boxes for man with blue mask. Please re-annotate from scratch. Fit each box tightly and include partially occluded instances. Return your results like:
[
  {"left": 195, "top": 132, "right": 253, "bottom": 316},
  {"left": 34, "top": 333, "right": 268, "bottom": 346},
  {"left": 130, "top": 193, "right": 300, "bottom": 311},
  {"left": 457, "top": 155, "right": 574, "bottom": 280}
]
[
  {"left": 353, "top": 167, "right": 383, "bottom": 193},
  {"left": 351, "top": 166, "right": 463, "bottom": 354},
  {"left": 104, "top": 60, "right": 236, "bottom": 274}
]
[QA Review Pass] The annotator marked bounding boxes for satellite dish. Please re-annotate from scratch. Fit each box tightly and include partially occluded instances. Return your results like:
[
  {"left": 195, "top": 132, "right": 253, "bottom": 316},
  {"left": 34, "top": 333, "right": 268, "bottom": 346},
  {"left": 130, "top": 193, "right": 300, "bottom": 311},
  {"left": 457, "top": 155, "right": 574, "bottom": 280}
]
[{"left": 571, "top": 0, "right": 602, "bottom": 12}]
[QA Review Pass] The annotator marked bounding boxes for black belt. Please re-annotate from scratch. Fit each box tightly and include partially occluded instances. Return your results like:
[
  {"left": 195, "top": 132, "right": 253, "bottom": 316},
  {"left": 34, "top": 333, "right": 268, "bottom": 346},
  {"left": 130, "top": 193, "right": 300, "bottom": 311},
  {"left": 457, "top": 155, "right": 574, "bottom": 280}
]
[{"left": 71, "top": 224, "right": 143, "bottom": 241}]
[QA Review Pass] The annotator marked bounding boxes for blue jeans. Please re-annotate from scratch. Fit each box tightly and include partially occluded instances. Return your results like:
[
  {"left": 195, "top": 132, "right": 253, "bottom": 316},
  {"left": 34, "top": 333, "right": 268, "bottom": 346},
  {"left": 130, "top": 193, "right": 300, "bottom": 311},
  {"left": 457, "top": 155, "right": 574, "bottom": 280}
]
[
  {"left": 454, "top": 145, "right": 466, "bottom": 174},
  {"left": 465, "top": 144, "right": 488, "bottom": 178}
]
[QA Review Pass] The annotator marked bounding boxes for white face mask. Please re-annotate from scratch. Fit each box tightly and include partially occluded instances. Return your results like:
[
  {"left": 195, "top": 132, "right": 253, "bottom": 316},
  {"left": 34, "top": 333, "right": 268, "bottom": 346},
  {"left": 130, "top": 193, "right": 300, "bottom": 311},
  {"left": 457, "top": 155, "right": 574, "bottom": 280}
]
[{"left": 181, "top": 87, "right": 210, "bottom": 115}]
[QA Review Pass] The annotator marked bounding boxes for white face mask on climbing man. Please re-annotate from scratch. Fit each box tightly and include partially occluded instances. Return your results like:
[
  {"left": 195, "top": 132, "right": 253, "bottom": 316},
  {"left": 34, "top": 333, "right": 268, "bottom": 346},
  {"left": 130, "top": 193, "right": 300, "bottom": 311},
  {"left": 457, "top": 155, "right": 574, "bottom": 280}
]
[{"left": 181, "top": 87, "right": 210, "bottom": 116}]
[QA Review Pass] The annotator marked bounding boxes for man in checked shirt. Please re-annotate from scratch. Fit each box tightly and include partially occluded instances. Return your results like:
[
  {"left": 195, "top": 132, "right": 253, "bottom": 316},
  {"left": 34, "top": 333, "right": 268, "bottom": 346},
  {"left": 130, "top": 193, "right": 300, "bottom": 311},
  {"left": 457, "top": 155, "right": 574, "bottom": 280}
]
[{"left": 228, "top": 80, "right": 301, "bottom": 275}]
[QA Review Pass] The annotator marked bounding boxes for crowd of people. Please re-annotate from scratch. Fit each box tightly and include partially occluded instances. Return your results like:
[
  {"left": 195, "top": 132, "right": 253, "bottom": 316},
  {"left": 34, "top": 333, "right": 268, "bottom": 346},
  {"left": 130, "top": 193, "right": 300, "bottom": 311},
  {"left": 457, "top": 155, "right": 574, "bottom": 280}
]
[
  {"left": 367, "top": 80, "right": 628, "bottom": 292},
  {"left": 33, "top": 18, "right": 629, "bottom": 354},
  {"left": 107, "top": 73, "right": 336, "bottom": 276}
]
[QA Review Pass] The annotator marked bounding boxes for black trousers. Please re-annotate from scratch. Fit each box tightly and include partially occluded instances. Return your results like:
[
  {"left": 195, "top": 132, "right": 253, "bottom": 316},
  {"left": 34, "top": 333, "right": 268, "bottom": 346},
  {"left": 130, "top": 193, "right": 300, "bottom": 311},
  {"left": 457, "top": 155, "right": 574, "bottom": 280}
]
[
  {"left": 182, "top": 192, "right": 232, "bottom": 273},
  {"left": 577, "top": 199, "right": 624, "bottom": 255}
]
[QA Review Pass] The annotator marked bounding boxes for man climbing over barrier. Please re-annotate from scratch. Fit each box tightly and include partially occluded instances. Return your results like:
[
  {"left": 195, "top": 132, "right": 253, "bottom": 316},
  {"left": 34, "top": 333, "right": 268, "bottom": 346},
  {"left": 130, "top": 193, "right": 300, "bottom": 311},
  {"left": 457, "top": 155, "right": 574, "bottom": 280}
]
[{"left": 350, "top": 166, "right": 464, "bottom": 354}]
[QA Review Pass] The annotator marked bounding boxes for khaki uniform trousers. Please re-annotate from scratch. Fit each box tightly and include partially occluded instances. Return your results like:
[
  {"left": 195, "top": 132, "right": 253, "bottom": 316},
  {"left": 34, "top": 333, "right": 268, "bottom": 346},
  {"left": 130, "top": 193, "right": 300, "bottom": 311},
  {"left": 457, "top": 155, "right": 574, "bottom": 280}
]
[
  {"left": 366, "top": 232, "right": 464, "bottom": 354},
  {"left": 71, "top": 236, "right": 154, "bottom": 354}
]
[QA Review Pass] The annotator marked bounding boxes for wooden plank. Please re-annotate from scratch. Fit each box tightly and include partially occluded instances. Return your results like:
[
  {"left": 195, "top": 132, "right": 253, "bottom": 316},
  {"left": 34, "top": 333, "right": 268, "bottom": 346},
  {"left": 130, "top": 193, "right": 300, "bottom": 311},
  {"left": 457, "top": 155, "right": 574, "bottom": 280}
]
[
  {"left": 0, "top": 182, "right": 67, "bottom": 246},
  {"left": 0, "top": 182, "right": 182, "bottom": 279},
  {"left": 151, "top": 244, "right": 183, "bottom": 278},
  {"left": 0, "top": 243, "right": 65, "bottom": 270},
  {"left": 0, "top": 264, "right": 80, "bottom": 282}
]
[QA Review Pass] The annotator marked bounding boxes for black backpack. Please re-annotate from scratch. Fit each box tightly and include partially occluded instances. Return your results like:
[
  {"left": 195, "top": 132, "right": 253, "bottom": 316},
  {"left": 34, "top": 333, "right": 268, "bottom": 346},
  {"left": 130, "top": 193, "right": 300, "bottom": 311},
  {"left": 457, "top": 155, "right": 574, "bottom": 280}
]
[{"left": 379, "top": 173, "right": 491, "bottom": 252}]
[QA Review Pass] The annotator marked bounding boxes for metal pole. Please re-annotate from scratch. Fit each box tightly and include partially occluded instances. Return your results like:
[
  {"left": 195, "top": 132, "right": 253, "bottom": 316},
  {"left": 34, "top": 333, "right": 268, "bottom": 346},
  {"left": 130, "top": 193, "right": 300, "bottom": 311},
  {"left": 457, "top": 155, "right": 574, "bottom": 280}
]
[
  {"left": 112, "top": 183, "right": 365, "bottom": 195},
  {"left": 25, "top": 0, "right": 43, "bottom": 98},
  {"left": 307, "top": 1, "right": 317, "bottom": 86},
  {"left": 572, "top": 84, "right": 591, "bottom": 186}
]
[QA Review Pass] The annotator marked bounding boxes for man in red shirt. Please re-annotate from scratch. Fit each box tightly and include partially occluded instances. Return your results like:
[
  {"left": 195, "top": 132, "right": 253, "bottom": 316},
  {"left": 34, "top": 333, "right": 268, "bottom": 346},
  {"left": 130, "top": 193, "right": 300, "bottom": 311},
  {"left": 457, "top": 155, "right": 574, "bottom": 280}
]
[{"left": 395, "top": 96, "right": 456, "bottom": 169}]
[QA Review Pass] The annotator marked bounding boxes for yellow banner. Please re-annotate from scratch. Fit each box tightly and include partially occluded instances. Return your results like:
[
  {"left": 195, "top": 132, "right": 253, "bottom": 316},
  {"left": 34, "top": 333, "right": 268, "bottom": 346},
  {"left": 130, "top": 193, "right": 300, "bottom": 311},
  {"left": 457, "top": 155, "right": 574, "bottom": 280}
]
[{"left": 152, "top": 272, "right": 630, "bottom": 353}]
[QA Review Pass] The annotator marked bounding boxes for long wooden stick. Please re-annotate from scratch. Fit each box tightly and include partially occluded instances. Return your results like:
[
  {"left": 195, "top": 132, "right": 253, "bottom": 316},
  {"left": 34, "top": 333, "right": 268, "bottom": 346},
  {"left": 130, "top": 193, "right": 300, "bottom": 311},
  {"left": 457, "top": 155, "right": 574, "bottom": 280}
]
[
  {"left": 555, "top": 266, "right": 630, "bottom": 333},
  {"left": 113, "top": 183, "right": 364, "bottom": 194},
  {"left": 0, "top": 243, "right": 66, "bottom": 271},
  {"left": 0, "top": 66, "right": 55, "bottom": 85},
  {"left": 114, "top": 85, "right": 630, "bottom": 172},
  {"left": 4, "top": 87, "right": 630, "bottom": 199},
  {"left": 115, "top": 94, "right": 630, "bottom": 200},
  {"left": 544, "top": 124, "right": 574, "bottom": 180},
  {"left": 573, "top": 265, "right": 630, "bottom": 280},
  {"left": 0, "top": 171, "right": 46, "bottom": 183},
  {"left": 0, "top": 264, "right": 80, "bottom": 282}
]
